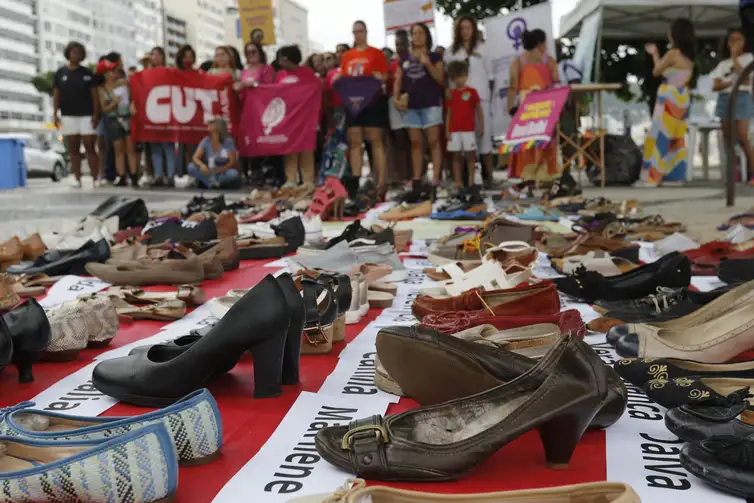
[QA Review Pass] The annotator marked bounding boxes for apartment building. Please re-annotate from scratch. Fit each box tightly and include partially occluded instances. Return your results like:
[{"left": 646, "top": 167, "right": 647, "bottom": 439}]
[
  {"left": 165, "top": 0, "right": 225, "bottom": 62},
  {"left": 0, "top": 0, "right": 43, "bottom": 127},
  {"left": 164, "top": 11, "right": 188, "bottom": 64}
]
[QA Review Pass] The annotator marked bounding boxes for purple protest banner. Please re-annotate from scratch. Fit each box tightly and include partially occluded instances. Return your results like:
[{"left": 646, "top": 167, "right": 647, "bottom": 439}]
[{"left": 333, "top": 76, "right": 383, "bottom": 118}]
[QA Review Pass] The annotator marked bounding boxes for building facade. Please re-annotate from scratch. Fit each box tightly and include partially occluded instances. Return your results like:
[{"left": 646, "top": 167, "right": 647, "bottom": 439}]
[
  {"left": 0, "top": 0, "right": 42, "bottom": 127},
  {"left": 166, "top": 0, "right": 225, "bottom": 63},
  {"left": 164, "top": 11, "right": 188, "bottom": 65}
]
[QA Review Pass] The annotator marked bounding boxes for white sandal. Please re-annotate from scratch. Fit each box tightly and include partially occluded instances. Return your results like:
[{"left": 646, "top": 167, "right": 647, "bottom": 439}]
[{"left": 421, "top": 242, "right": 535, "bottom": 298}]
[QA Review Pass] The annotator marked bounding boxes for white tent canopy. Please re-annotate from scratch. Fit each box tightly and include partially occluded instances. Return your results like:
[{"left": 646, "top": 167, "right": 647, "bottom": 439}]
[{"left": 560, "top": 0, "right": 739, "bottom": 39}]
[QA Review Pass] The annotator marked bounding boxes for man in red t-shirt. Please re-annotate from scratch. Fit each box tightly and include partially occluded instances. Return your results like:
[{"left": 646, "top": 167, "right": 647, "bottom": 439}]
[{"left": 446, "top": 60, "right": 483, "bottom": 192}]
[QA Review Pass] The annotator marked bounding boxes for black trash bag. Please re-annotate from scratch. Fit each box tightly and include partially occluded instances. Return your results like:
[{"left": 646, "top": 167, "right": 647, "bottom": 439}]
[
  {"left": 585, "top": 134, "right": 643, "bottom": 186},
  {"left": 88, "top": 196, "right": 149, "bottom": 230}
]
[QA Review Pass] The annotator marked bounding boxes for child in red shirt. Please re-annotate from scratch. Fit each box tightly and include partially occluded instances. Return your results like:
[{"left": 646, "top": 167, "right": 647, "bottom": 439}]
[{"left": 446, "top": 60, "right": 483, "bottom": 192}]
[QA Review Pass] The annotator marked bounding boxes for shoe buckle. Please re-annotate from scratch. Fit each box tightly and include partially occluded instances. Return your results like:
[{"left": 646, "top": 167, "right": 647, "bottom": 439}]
[
  {"left": 341, "top": 424, "right": 390, "bottom": 450},
  {"left": 303, "top": 325, "right": 328, "bottom": 346}
]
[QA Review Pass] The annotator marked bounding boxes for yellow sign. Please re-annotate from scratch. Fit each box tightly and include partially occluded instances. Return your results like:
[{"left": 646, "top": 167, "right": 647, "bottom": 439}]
[{"left": 237, "top": 0, "right": 276, "bottom": 46}]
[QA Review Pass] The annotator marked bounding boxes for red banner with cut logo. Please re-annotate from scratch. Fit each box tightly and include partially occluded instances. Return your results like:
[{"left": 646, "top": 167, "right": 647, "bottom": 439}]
[{"left": 130, "top": 68, "right": 239, "bottom": 145}]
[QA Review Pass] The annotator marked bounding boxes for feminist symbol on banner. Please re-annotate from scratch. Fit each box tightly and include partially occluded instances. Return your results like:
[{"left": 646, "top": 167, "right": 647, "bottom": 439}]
[
  {"left": 262, "top": 98, "right": 286, "bottom": 134},
  {"left": 507, "top": 18, "right": 527, "bottom": 50}
]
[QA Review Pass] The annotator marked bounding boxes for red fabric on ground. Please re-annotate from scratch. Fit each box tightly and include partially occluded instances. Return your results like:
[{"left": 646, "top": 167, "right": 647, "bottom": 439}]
[{"left": 0, "top": 260, "right": 607, "bottom": 501}]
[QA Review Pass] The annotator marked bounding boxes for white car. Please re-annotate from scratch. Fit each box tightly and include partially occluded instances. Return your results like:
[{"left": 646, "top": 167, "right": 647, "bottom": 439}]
[{"left": 0, "top": 133, "right": 67, "bottom": 181}]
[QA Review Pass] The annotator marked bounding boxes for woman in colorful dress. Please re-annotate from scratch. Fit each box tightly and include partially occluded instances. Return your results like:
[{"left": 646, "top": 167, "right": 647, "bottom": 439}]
[
  {"left": 642, "top": 18, "right": 696, "bottom": 186},
  {"left": 506, "top": 29, "right": 560, "bottom": 182}
]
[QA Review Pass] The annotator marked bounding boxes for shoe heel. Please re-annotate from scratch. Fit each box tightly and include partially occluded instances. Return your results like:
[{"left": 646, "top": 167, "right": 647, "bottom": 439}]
[
  {"left": 12, "top": 349, "right": 39, "bottom": 383},
  {"left": 332, "top": 313, "right": 346, "bottom": 343},
  {"left": 281, "top": 328, "right": 301, "bottom": 386},
  {"left": 250, "top": 333, "right": 286, "bottom": 399},
  {"left": 538, "top": 406, "right": 597, "bottom": 469}
]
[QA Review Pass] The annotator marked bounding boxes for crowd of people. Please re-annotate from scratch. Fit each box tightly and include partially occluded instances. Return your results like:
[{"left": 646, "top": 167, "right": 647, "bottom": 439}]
[
  {"left": 53, "top": 16, "right": 569, "bottom": 203},
  {"left": 53, "top": 9, "right": 754, "bottom": 198}
]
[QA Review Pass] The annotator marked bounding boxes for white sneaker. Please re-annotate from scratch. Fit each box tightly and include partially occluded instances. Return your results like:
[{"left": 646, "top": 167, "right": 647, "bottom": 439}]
[
  {"left": 68, "top": 177, "right": 82, "bottom": 189},
  {"left": 138, "top": 174, "right": 152, "bottom": 187}
]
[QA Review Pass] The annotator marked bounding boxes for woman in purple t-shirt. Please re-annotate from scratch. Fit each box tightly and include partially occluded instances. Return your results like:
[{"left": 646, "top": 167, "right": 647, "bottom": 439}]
[{"left": 393, "top": 23, "right": 445, "bottom": 195}]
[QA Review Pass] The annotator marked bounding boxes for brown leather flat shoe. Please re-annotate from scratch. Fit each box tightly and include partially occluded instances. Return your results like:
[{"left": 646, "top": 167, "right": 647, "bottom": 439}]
[
  {"left": 290, "top": 478, "right": 641, "bottom": 503},
  {"left": 546, "top": 233, "right": 640, "bottom": 261},
  {"left": 315, "top": 335, "right": 611, "bottom": 481},
  {"left": 86, "top": 256, "right": 205, "bottom": 286}
]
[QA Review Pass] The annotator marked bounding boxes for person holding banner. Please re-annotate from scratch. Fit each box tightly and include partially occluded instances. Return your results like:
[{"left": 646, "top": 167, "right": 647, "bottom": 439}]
[
  {"left": 276, "top": 45, "right": 319, "bottom": 187},
  {"left": 445, "top": 16, "right": 495, "bottom": 187},
  {"left": 506, "top": 29, "right": 560, "bottom": 182},
  {"left": 340, "top": 21, "right": 389, "bottom": 200},
  {"left": 394, "top": 22, "right": 445, "bottom": 199},
  {"left": 209, "top": 46, "right": 241, "bottom": 80}
]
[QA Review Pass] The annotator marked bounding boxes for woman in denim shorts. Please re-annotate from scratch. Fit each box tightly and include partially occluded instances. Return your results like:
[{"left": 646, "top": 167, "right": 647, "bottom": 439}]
[
  {"left": 712, "top": 28, "right": 754, "bottom": 182},
  {"left": 394, "top": 22, "right": 445, "bottom": 198}
]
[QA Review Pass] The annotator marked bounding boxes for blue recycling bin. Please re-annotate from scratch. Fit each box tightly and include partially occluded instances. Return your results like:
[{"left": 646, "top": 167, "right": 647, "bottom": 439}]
[{"left": 0, "top": 138, "right": 26, "bottom": 189}]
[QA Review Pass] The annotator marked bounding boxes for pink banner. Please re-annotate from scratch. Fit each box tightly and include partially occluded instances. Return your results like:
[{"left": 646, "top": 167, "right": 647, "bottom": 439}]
[
  {"left": 503, "top": 86, "right": 570, "bottom": 152},
  {"left": 238, "top": 80, "right": 322, "bottom": 156}
]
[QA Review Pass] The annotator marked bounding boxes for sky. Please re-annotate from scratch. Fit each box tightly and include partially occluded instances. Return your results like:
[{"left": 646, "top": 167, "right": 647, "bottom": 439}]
[{"left": 297, "top": 0, "right": 579, "bottom": 51}]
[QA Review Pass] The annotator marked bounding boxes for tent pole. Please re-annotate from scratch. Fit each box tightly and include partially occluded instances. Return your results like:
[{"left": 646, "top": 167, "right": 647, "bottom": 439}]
[{"left": 594, "top": 6, "right": 603, "bottom": 83}]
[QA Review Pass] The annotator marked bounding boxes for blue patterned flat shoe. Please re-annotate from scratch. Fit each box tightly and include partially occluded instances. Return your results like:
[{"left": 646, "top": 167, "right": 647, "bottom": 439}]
[
  {"left": 0, "top": 388, "right": 221, "bottom": 466},
  {"left": 0, "top": 422, "right": 176, "bottom": 502}
]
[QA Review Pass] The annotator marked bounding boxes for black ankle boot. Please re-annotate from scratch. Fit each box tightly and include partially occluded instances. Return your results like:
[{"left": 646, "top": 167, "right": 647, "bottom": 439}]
[{"left": 92, "top": 275, "right": 292, "bottom": 406}]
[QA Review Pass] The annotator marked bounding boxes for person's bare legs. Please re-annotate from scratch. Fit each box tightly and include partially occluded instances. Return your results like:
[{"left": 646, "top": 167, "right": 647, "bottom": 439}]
[
  {"left": 347, "top": 127, "right": 364, "bottom": 177},
  {"left": 482, "top": 153, "right": 493, "bottom": 184},
  {"left": 452, "top": 152, "right": 464, "bottom": 188},
  {"left": 82, "top": 135, "right": 99, "bottom": 181},
  {"left": 112, "top": 139, "right": 126, "bottom": 177},
  {"left": 284, "top": 154, "right": 299, "bottom": 185},
  {"left": 97, "top": 134, "right": 106, "bottom": 179},
  {"left": 466, "top": 151, "right": 478, "bottom": 186},
  {"left": 426, "top": 125, "right": 443, "bottom": 184},
  {"left": 737, "top": 119, "right": 754, "bottom": 181},
  {"left": 126, "top": 138, "right": 139, "bottom": 177},
  {"left": 364, "top": 127, "right": 386, "bottom": 188},
  {"left": 67, "top": 135, "right": 82, "bottom": 181},
  {"left": 301, "top": 150, "right": 315, "bottom": 184},
  {"left": 408, "top": 128, "right": 424, "bottom": 180}
]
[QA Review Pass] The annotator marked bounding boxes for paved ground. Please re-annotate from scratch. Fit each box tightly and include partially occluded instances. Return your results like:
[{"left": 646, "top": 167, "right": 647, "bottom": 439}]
[{"left": 0, "top": 176, "right": 749, "bottom": 243}]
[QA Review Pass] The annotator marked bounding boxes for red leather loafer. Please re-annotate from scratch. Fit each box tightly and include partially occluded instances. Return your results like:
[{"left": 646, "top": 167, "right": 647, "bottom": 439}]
[
  {"left": 411, "top": 282, "right": 560, "bottom": 320},
  {"left": 420, "top": 309, "right": 586, "bottom": 337}
]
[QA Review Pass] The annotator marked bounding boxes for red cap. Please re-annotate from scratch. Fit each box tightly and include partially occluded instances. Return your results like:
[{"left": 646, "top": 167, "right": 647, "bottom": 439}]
[{"left": 96, "top": 59, "right": 117, "bottom": 74}]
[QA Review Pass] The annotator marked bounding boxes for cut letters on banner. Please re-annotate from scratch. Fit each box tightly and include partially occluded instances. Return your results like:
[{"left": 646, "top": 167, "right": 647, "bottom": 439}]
[
  {"left": 130, "top": 68, "right": 239, "bottom": 145},
  {"left": 239, "top": 79, "right": 322, "bottom": 157}
]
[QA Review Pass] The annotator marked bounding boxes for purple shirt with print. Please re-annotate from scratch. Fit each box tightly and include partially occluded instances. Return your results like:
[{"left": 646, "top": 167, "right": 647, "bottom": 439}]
[{"left": 401, "top": 52, "right": 444, "bottom": 109}]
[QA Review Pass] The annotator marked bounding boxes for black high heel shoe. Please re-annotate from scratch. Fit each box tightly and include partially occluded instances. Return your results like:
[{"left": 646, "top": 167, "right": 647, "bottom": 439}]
[
  {"left": 0, "top": 316, "right": 13, "bottom": 373},
  {"left": 122, "top": 275, "right": 305, "bottom": 386},
  {"left": 2, "top": 299, "right": 51, "bottom": 383},
  {"left": 92, "top": 275, "right": 292, "bottom": 406}
]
